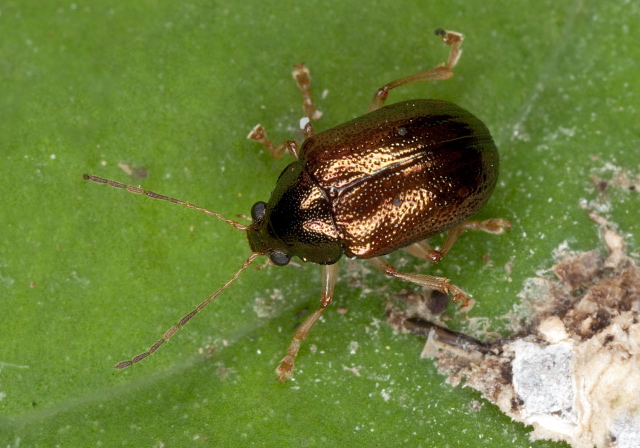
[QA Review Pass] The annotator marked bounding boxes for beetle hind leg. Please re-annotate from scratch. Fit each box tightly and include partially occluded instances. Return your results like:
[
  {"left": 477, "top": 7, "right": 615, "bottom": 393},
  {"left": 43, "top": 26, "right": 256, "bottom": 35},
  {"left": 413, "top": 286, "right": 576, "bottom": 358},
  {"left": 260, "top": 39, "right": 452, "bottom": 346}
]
[
  {"left": 366, "top": 256, "right": 470, "bottom": 307},
  {"left": 247, "top": 125, "right": 300, "bottom": 160},
  {"left": 276, "top": 262, "right": 339, "bottom": 382}
]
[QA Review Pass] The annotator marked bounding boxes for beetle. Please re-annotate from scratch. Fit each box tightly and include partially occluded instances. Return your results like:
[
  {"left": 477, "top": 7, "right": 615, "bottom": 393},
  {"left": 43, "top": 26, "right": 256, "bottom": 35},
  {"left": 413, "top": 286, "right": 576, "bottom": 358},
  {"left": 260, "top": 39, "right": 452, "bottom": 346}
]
[{"left": 84, "top": 29, "right": 510, "bottom": 382}]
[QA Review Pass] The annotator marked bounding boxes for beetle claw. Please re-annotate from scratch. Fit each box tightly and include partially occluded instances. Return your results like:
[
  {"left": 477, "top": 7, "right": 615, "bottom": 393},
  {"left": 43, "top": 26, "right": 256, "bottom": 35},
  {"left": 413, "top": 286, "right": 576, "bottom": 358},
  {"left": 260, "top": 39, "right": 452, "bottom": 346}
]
[
  {"left": 276, "top": 356, "right": 295, "bottom": 382},
  {"left": 427, "top": 249, "right": 444, "bottom": 263},
  {"left": 448, "top": 286, "right": 471, "bottom": 308}
]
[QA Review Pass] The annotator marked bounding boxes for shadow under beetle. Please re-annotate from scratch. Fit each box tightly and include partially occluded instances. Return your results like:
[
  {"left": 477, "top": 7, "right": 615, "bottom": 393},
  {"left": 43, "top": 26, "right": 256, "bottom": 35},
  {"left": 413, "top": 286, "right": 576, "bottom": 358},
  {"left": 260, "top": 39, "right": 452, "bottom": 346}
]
[{"left": 84, "top": 29, "right": 510, "bottom": 382}]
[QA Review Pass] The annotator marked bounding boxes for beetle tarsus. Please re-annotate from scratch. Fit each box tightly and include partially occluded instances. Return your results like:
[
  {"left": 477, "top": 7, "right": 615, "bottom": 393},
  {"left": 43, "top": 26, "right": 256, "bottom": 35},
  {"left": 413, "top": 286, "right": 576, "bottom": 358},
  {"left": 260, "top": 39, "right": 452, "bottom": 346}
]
[
  {"left": 462, "top": 218, "right": 512, "bottom": 234},
  {"left": 427, "top": 249, "right": 444, "bottom": 263},
  {"left": 367, "top": 29, "right": 463, "bottom": 112},
  {"left": 272, "top": 264, "right": 339, "bottom": 380},
  {"left": 276, "top": 355, "right": 296, "bottom": 382},
  {"left": 247, "top": 124, "right": 284, "bottom": 159},
  {"left": 247, "top": 125, "right": 301, "bottom": 160},
  {"left": 292, "top": 63, "right": 323, "bottom": 121},
  {"left": 450, "top": 288, "right": 471, "bottom": 308}
]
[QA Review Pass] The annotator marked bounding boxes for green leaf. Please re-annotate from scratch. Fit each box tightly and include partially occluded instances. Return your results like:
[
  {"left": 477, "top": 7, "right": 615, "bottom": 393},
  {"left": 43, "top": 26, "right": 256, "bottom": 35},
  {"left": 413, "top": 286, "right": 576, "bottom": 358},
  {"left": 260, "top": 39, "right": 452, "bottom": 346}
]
[{"left": 2, "top": 1, "right": 637, "bottom": 446}]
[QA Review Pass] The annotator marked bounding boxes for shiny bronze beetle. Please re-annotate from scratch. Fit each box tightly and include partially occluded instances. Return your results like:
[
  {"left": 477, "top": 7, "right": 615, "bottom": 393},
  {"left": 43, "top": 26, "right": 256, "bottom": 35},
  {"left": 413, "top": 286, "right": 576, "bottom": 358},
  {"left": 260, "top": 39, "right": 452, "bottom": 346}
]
[{"left": 85, "top": 29, "right": 509, "bottom": 381}]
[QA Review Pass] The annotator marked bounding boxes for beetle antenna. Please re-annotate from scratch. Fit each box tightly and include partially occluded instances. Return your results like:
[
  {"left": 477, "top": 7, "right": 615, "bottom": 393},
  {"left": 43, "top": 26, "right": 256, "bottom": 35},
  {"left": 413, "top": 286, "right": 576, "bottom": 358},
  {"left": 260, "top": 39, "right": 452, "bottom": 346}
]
[
  {"left": 83, "top": 174, "right": 249, "bottom": 231},
  {"left": 114, "top": 251, "right": 262, "bottom": 369}
]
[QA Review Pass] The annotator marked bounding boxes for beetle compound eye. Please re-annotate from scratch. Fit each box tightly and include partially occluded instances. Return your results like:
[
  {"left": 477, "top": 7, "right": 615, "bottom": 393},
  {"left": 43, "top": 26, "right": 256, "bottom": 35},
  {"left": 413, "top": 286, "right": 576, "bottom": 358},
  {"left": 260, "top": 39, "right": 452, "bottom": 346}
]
[
  {"left": 251, "top": 201, "right": 267, "bottom": 222},
  {"left": 270, "top": 252, "right": 291, "bottom": 266}
]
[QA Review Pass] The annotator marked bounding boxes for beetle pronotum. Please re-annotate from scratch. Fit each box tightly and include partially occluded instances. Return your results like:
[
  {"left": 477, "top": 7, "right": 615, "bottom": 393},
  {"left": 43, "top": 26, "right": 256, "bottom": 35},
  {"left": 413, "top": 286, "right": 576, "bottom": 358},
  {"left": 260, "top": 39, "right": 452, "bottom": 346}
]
[{"left": 85, "top": 29, "right": 510, "bottom": 381}]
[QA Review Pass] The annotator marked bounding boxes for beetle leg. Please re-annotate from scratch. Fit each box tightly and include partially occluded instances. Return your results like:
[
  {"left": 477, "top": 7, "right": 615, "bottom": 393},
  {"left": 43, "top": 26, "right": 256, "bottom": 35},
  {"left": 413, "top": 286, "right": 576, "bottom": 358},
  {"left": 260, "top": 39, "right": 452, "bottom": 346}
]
[
  {"left": 247, "top": 125, "right": 300, "bottom": 160},
  {"left": 367, "top": 29, "right": 463, "bottom": 112},
  {"left": 405, "top": 240, "right": 438, "bottom": 262},
  {"left": 292, "top": 63, "right": 323, "bottom": 121},
  {"left": 366, "top": 257, "right": 470, "bottom": 307},
  {"left": 405, "top": 225, "right": 465, "bottom": 263},
  {"left": 462, "top": 218, "right": 512, "bottom": 234},
  {"left": 247, "top": 63, "right": 323, "bottom": 160},
  {"left": 276, "top": 262, "right": 339, "bottom": 382},
  {"left": 407, "top": 219, "right": 512, "bottom": 263}
]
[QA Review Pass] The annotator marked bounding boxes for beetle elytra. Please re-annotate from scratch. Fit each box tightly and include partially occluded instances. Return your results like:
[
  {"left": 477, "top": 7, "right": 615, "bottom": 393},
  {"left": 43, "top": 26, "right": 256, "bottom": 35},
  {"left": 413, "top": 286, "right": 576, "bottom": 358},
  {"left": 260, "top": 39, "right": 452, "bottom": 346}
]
[{"left": 84, "top": 29, "right": 510, "bottom": 382}]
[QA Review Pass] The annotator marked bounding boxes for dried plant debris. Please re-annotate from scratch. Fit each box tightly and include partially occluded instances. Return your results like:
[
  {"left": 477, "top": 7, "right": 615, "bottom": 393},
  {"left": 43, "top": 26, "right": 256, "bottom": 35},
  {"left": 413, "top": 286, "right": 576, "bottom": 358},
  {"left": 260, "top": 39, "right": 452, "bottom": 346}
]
[
  {"left": 388, "top": 212, "right": 640, "bottom": 448},
  {"left": 590, "top": 164, "right": 640, "bottom": 196}
]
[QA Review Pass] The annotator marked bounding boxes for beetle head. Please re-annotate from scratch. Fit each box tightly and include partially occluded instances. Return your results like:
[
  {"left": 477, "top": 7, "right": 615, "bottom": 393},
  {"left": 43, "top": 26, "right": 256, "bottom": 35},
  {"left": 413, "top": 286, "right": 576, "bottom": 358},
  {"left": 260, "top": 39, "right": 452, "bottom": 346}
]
[
  {"left": 246, "top": 200, "right": 292, "bottom": 266},
  {"left": 246, "top": 162, "right": 344, "bottom": 266}
]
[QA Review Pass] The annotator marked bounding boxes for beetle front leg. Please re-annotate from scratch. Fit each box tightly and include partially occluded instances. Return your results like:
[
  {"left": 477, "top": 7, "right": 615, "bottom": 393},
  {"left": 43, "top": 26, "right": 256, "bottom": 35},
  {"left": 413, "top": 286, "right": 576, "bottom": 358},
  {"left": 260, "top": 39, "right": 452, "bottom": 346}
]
[
  {"left": 366, "top": 256, "right": 470, "bottom": 307},
  {"left": 248, "top": 63, "right": 322, "bottom": 160},
  {"left": 276, "top": 262, "right": 339, "bottom": 382},
  {"left": 247, "top": 126, "right": 300, "bottom": 160},
  {"left": 367, "top": 29, "right": 463, "bottom": 112}
]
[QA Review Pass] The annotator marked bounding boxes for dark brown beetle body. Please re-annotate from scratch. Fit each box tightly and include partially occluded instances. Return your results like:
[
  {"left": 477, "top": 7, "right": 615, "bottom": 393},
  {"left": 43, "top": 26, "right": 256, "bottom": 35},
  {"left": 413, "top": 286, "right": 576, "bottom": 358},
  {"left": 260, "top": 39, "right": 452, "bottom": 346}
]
[
  {"left": 84, "top": 29, "right": 510, "bottom": 382},
  {"left": 247, "top": 99, "right": 498, "bottom": 265}
]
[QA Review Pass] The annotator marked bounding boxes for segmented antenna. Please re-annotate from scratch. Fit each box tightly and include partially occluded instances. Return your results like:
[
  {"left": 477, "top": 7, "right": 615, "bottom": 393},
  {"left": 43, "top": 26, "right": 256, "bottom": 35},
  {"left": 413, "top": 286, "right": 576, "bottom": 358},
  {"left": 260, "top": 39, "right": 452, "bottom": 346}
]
[
  {"left": 114, "top": 251, "right": 262, "bottom": 369},
  {"left": 83, "top": 173, "right": 262, "bottom": 366},
  {"left": 82, "top": 174, "right": 249, "bottom": 231}
]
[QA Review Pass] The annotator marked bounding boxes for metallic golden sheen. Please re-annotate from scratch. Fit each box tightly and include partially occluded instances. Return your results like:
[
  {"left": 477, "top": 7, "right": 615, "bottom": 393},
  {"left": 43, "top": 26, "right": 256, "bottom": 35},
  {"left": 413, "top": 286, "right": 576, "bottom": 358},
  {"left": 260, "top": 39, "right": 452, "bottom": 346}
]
[{"left": 300, "top": 99, "right": 498, "bottom": 258}]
